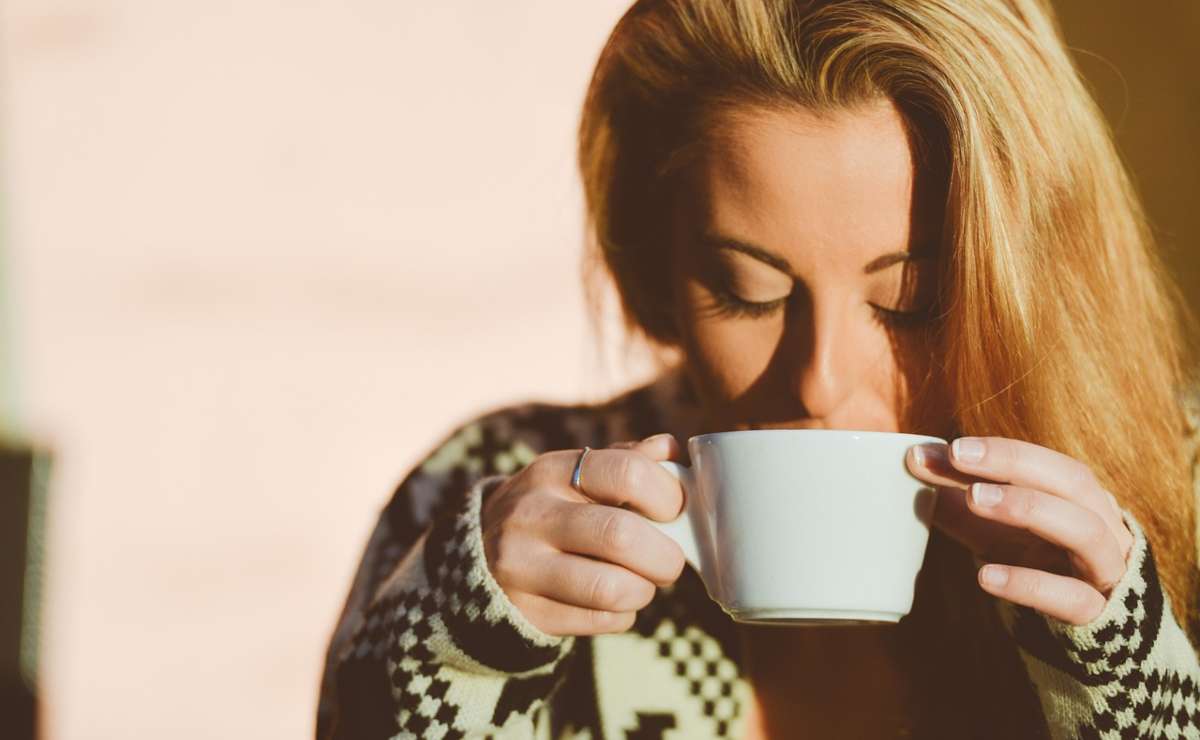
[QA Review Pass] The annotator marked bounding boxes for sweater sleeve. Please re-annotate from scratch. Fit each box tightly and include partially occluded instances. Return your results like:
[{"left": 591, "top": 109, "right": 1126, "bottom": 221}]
[
  {"left": 318, "top": 414, "right": 577, "bottom": 740},
  {"left": 997, "top": 512, "right": 1200, "bottom": 739}
]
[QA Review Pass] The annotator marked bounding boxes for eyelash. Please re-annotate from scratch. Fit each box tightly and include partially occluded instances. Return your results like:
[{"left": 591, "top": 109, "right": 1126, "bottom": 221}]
[{"left": 708, "top": 288, "right": 934, "bottom": 329}]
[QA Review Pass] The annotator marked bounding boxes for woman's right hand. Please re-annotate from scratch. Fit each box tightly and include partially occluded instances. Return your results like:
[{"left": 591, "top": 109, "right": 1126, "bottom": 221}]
[{"left": 480, "top": 434, "right": 688, "bottom": 636}]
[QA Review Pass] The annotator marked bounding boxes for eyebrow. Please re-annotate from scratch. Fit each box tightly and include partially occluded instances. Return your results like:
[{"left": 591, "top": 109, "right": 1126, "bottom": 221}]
[{"left": 702, "top": 233, "right": 935, "bottom": 275}]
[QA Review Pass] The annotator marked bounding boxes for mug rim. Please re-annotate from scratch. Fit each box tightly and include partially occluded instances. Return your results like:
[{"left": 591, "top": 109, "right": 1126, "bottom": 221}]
[{"left": 687, "top": 429, "right": 947, "bottom": 445}]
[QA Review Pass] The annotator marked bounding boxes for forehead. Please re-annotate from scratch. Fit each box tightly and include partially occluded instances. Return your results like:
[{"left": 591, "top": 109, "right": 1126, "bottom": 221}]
[{"left": 688, "top": 100, "right": 927, "bottom": 264}]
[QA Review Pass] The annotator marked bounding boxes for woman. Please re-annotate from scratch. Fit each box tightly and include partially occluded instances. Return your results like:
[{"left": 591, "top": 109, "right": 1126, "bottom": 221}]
[{"left": 318, "top": 0, "right": 1200, "bottom": 737}]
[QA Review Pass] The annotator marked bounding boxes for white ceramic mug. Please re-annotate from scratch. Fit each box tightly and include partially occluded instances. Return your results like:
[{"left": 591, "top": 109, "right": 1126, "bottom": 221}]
[{"left": 653, "top": 429, "right": 944, "bottom": 624}]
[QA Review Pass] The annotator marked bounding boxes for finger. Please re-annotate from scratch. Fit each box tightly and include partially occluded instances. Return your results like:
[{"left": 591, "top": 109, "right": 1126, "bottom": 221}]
[
  {"left": 631, "top": 433, "right": 683, "bottom": 461},
  {"left": 547, "top": 500, "right": 686, "bottom": 586},
  {"left": 966, "top": 483, "right": 1127, "bottom": 592},
  {"left": 539, "top": 447, "right": 684, "bottom": 522},
  {"left": 930, "top": 485, "right": 1014, "bottom": 552},
  {"left": 610, "top": 433, "right": 682, "bottom": 461},
  {"left": 977, "top": 563, "right": 1107, "bottom": 625},
  {"left": 945, "top": 437, "right": 1110, "bottom": 518},
  {"left": 932, "top": 486, "right": 1072, "bottom": 573},
  {"left": 910, "top": 438, "right": 1130, "bottom": 561},
  {"left": 508, "top": 591, "right": 636, "bottom": 637},
  {"left": 907, "top": 444, "right": 981, "bottom": 490},
  {"left": 523, "top": 551, "right": 657, "bottom": 613}
]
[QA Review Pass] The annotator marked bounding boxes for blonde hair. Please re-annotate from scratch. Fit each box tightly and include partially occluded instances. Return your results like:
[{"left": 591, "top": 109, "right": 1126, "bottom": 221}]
[{"left": 579, "top": 0, "right": 1199, "bottom": 654}]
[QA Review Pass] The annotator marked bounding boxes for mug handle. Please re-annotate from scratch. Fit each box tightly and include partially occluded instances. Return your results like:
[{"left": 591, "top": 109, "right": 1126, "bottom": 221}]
[{"left": 653, "top": 461, "right": 703, "bottom": 572}]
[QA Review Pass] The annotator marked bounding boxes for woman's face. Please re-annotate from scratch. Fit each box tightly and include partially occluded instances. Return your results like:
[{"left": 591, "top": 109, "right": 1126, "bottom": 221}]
[{"left": 669, "top": 99, "right": 953, "bottom": 437}]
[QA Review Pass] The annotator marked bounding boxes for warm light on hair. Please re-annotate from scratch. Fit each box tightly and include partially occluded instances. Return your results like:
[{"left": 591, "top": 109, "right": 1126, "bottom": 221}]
[{"left": 579, "top": 0, "right": 1199, "bottom": 653}]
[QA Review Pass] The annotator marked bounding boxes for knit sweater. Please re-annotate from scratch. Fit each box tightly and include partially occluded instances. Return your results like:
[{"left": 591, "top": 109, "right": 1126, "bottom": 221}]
[{"left": 317, "top": 368, "right": 1200, "bottom": 739}]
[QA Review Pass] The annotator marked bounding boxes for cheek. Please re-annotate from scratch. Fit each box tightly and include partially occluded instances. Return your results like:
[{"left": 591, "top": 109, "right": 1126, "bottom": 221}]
[
  {"left": 692, "top": 323, "right": 777, "bottom": 398},
  {"left": 674, "top": 282, "right": 781, "bottom": 396}
]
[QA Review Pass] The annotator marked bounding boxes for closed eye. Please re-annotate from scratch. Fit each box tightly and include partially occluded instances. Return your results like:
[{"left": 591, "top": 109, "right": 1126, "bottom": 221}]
[
  {"left": 708, "top": 287, "right": 935, "bottom": 330},
  {"left": 706, "top": 287, "right": 788, "bottom": 319},
  {"left": 869, "top": 303, "right": 935, "bottom": 330}
]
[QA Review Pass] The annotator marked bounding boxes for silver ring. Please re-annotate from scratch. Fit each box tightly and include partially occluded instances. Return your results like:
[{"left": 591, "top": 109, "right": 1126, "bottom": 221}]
[{"left": 570, "top": 446, "right": 591, "bottom": 493}]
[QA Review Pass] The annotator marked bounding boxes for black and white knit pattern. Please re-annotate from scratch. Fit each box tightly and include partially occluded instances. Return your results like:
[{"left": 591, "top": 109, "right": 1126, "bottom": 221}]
[
  {"left": 320, "top": 370, "right": 1200, "bottom": 740},
  {"left": 649, "top": 619, "right": 741, "bottom": 736},
  {"left": 1008, "top": 515, "right": 1200, "bottom": 739},
  {"left": 335, "top": 476, "right": 573, "bottom": 739}
]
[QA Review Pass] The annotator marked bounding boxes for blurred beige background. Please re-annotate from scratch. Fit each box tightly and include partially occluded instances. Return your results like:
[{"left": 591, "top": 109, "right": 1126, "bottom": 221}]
[
  {"left": 0, "top": 2, "right": 647, "bottom": 738},
  {"left": 0, "top": 1, "right": 1195, "bottom": 739}
]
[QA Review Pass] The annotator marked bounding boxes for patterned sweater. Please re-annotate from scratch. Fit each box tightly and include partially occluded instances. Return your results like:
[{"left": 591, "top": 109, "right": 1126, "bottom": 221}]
[{"left": 318, "top": 368, "right": 1200, "bottom": 739}]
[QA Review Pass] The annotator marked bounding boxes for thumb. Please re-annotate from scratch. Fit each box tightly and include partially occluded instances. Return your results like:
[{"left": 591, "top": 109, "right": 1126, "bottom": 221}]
[{"left": 631, "top": 433, "right": 682, "bottom": 462}]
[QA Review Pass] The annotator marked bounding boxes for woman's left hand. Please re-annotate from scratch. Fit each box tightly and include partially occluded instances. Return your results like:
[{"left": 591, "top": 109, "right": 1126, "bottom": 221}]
[{"left": 907, "top": 437, "right": 1135, "bottom": 625}]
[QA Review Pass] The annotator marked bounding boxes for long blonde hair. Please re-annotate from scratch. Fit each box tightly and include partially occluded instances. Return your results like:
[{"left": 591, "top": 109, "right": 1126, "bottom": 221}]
[{"left": 579, "top": 0, "right": 1200, "bottom": 645}]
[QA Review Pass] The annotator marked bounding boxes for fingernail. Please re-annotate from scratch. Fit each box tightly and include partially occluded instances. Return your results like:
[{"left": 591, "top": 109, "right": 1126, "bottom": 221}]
[
  {"left": 911, "top": 443, "right": 947, "bottom": 466},
  {"left": 642, "top": 433, "right": 672, "bottom": 444},
  {"left": 980, "top": 565, "right": 1009, "bottom": 588},
  {"left": 952, "top": 437, "right": 985, "bottom": 463},
  {"left": 971, "top": 483, "right": 1003, "bottom": 507}
]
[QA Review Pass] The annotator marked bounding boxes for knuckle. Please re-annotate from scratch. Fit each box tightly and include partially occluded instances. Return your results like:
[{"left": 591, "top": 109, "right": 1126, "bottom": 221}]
[
  {"left": 521, "top": 453, "right": 552, "bottom": 481},
  {"left": 1069, "top": 462, "right": 1098, "bottom": 493},
  {"left": 1082, "top": 513, "right": 1111, "bottom": 550},
  {"left": 631, "top": 578, "right": 657, "bottom": 609},
  {"left": 1062, "top": 583, "right": 1086, "bottom": 611},
  {"left": 505, "top": 493, "right": 545, "bottom": 532},
  {"left": 487, "top": 532, "right": 523, "bottom": 584},
  {"left": 616, "top": 453, "right": 644, "bottom": 493},
  {"left": 1015, "top": 573, "right": 1042, "bottom": 602},
  {"left": 588, "top": 609, "right": 613, "bottom": 630},
  {"left": 645, "top": 533, "right": 687, "bottom": 584},
  {"left": 590, "top": 610, "right": 635, "bottom": 633},
  {"left": 599, "top": 511, "right": 636, "bottom": 553},
  {"left": 988, "top": 438, "right": 1012, "bottom": 466},
  {"left": 1012, "top": 490, "right": 1040, "bottom": 522},
  {"left": 586, "top": 609, "right": 612, "bottom": 632},
  {"left": 588, "top": 608, "right": 632, "bottom": 634},
  {"left": 588, "top": 572, "right": 621, "bottom": 610},
  {"left": 531, "top": 450, "right": 575, "bottom": 482}
]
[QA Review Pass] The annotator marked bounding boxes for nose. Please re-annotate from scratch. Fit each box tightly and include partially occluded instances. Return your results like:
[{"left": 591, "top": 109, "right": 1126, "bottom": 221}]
[{"left": 788, "top": 289, "right": 862, "bottom": 419}]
